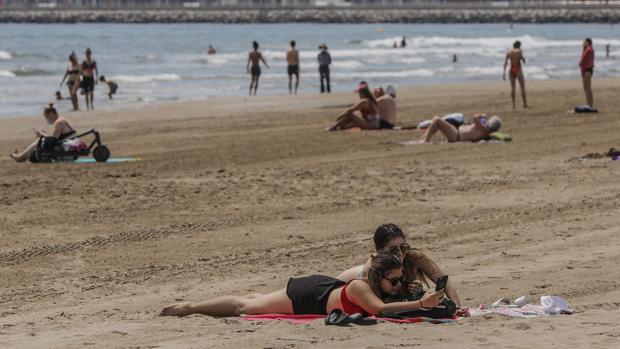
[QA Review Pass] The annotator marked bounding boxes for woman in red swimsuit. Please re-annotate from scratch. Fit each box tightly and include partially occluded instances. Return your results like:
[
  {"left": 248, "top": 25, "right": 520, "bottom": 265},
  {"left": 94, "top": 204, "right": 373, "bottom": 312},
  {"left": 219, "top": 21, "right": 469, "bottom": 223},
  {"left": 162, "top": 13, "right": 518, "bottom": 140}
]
[
  {"left": 579, "top": 38, "right": 595, "bottom": 107},
  {"left": 160, "top": 254, "right": 444, "bottom": 317},
  {"left": 327, "top": 81, "right": 381, "bottom": 131}
]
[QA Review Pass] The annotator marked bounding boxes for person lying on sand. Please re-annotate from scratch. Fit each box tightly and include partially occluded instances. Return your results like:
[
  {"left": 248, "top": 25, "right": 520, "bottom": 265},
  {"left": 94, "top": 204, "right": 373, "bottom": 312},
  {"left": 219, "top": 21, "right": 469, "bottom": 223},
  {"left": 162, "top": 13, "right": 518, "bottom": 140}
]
[
  {"left": 417, "top": 114, "right": 501, "bottom": 144},
  {"left": 160, "top": 253, "right": 444, "bottom": 317},
  {"left": 337, "top": 223, "right": 464, "bottom": 309},
  {"left": 328, "top": 81, "right": 380, "bottom": 131},
  {"left": 374, "top": 86, "right": 397, "bottom": 129},
  {"left": 10, "top": 104, "right": 75, "bottom": 163}
]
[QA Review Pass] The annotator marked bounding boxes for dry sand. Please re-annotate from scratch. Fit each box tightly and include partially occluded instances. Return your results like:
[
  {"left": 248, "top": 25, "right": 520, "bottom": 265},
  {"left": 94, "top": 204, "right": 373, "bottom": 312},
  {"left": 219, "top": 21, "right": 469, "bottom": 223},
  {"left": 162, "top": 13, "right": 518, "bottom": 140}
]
[{"left": 1, "top": 79, "right": 620, "bottom": 349}]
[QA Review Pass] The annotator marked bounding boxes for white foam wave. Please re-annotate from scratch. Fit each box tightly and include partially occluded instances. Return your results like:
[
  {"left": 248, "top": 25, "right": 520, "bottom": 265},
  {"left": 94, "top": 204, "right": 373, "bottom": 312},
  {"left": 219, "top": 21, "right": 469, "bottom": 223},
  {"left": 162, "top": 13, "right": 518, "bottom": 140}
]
[
  {"left": 0, "top": 70, "right": 16, "bottom": 77},
  {"left": 112, "top": 74, "right": 181, "bottom": 83},
  {"left": 331, "top": 69, "right": 434, "bottom": 79},
  {"left": 0, "top": 50, "right": 12, "bottom": 60},
  {"left": 331, "top": 60, "right": 364, "bottom": 69}
]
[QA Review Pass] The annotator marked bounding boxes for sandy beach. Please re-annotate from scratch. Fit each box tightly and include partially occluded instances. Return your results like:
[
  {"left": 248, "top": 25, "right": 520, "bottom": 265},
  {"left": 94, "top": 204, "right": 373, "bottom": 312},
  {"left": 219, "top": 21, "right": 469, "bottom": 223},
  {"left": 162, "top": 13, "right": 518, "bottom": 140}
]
[{"left": 1, "top": 78, "right": 620, "bottom": 348}]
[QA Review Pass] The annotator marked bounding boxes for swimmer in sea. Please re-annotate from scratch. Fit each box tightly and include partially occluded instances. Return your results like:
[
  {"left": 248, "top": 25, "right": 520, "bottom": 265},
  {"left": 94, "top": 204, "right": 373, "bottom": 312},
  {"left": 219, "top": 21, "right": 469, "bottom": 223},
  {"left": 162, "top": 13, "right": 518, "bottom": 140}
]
[
  {"left": 247, "top": 41, "right": 269, "bottom": 96},
  {"left": 503, "top": 40, "right": 529, "bottom": 109}
]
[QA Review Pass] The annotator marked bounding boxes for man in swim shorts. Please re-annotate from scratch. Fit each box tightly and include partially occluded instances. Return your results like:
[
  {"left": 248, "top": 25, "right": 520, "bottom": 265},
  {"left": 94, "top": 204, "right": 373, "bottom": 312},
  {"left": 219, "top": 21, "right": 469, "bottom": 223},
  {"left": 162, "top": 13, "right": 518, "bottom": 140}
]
[
  {"left": 287, "top": 40, "right": 300, "bottom": 94},
  {"left": 247, "top": 41, "right": 269, "bottom": 96},
  {"left": 503, "top": 40, "right": 529, "bottom": 109},
  {"left": 374, "top": 87, "right": 397, "bottom": 129}
]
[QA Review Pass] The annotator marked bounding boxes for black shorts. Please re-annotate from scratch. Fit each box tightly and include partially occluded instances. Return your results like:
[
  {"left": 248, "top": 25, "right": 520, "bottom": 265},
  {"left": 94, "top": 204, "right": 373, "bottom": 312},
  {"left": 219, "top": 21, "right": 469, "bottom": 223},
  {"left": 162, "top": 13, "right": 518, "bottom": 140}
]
[
  {"left": 82, "top": 76, "right": 95, "bottom": 92},
  {"left": 379, "top": 119, "right": 395, "bottom": 129},
  {"left": 286, "top": 275, "right": 345, "bottom": 315},
  {"left": 251, "top": 65, "right": 261, "bottom": 77},
  {"left": 288, "top": 64, "right": 299, "bottom": 76}
]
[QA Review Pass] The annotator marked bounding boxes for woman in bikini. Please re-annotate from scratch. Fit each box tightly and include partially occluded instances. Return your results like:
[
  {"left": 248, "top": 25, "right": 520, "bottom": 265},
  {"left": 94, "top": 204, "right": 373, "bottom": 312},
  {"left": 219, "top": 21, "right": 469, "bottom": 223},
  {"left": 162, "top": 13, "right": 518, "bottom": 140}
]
[
  {"left": 81, "top": 48, "right": 99, "bottom": 110},
  {"left": 327, "top": 81, "right": 381, "bottom": 131},
  {"left": 10, "top": 104, "right": 75, "bottom": 163},
  {"left": 160, "top": 253, "right": 444, "bottom": 317},
  {"left": 337, "top": 223, "right": 464, "bottom": 308},
  {"left": 60, "top": 52, "right": 81, "bottom": 111}
]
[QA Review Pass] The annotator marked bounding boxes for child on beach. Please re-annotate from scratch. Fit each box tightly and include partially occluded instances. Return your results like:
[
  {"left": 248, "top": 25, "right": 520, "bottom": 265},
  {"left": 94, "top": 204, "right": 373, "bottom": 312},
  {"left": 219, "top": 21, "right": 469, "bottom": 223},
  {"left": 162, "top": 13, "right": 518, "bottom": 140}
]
[{"left": 99, "top": 75, "right": 118, "bottom": 99}]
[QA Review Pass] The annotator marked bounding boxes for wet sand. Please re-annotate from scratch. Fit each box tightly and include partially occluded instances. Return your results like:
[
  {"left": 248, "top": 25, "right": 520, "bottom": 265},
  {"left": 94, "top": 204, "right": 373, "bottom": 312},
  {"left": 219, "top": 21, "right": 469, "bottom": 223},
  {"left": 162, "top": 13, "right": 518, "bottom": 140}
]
[{"left": 1, "top": 79, "right": 620, "bottom": 348}]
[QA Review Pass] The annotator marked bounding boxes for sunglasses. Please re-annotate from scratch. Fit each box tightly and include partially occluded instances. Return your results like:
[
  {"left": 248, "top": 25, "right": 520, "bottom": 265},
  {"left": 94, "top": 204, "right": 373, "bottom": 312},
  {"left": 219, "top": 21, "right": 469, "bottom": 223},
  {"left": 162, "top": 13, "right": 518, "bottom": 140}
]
[
  {"left": 383, "top": 243, "right": 411, "bottom": 257},
  {"left": 382, "top": 275, "right": 404, "bottom": 287}
]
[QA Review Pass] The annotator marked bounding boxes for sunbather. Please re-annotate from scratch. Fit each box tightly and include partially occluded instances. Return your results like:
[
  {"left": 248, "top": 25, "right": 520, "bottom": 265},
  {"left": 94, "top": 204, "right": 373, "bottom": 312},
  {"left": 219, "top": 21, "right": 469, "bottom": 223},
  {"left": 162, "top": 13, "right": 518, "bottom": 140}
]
[
  {"left": 160, "top": 253, "right": 444, "bottom": 317},
  {"left": 327, "top": 81, "right": 380, "bottom": 131},
  {"left": 337, "top": 223, "right": 463, "bottom": 308},
  {"left": 10, "top": 104, "right": 75, "bottom": 163},
  {"left": 417, "top": 114, "right": 501, "bottom": 144}
]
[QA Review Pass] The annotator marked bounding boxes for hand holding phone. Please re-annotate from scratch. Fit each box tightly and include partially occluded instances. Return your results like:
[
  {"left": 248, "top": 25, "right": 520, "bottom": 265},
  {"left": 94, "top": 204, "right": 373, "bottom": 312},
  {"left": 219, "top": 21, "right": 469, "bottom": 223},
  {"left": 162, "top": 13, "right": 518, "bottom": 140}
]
[{"left": 435, "top": 275, "right": 448, "bottom": 292}]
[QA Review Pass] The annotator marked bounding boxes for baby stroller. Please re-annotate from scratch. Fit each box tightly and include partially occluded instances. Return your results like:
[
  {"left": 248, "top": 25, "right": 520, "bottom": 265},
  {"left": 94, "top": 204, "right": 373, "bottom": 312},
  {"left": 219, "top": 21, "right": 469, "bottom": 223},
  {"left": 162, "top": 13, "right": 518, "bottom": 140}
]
[{"left": 31, "top": 129, "right": 111, "bottom": 163}]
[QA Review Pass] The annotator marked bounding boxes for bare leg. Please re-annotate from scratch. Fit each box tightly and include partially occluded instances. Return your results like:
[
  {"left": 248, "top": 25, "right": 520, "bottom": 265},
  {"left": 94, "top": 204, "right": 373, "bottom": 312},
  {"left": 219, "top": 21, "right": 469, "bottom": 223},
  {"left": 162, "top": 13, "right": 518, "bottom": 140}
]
[
  {"left": 582, "top": 72, "right": 593, "bottom": 107},
  {"left": 89, "top": 92, "right": 94, "bottom": 110},
  {"left": 294, "top": 74, "right": 299, "bottom": 94},
  {"left": 10, "top": 139, "right": 38, "bottom": 162},
  {"left": 160, "top": 288, "right": 293, "bottom": 317},
  {"left": 254, "top": 76, "right": 259, "bottom": 95},
  {"left": 288, "top": 75, "right": 292, "bottom": 94},
  {"left": 68, "top": 85, "right": 79, "bottom": 111},
  {"left": 509, "top": 74, "right": 517, "bottom": 109},
  {"left": 517, "top": 72, "right": 528, "bottom": 108},
  {"left": 249, "top": 76, "right": 255, "bottom": 96},
  {"left": 419, "top": 116, "right": 459, "bottom": 143}
]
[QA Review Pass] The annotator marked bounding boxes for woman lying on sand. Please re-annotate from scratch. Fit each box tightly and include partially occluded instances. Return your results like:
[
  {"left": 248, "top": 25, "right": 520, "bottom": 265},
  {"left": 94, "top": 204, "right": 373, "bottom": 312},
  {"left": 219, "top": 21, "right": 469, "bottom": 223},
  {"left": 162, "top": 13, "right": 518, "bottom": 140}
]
[
  {"left": 337, "top": 223, "right": 463, "bottom": 308},
  {"left": 417, "top": 114, "right": 501, "bottom": 144},
  {"left": 327, "top": 81, "right": 380, "bottom": 131},
  {"left": 161, "top": 253, "right": 444, "bottom": 317},
  {"left": 10, "top": 104, "right": 75, "bottom": 163}
]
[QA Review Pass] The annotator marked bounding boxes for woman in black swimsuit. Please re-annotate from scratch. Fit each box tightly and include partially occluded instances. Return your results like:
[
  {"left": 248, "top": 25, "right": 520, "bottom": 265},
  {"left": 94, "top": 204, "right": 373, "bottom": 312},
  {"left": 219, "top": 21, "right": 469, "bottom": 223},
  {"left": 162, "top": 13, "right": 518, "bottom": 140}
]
[
  {"left": 10, "top": 104, "right": 75, "bottom": 163},
  {"left": 60, "top": 52, "right": 81, "bottom": 111}
]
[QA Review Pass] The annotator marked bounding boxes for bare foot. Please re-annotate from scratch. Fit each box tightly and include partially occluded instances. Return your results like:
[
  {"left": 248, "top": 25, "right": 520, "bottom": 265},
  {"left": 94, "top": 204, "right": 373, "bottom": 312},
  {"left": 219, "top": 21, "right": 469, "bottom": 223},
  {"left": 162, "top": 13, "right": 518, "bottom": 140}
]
[{"left": 160, "top": 302, "right": 192, "bottom": 316}]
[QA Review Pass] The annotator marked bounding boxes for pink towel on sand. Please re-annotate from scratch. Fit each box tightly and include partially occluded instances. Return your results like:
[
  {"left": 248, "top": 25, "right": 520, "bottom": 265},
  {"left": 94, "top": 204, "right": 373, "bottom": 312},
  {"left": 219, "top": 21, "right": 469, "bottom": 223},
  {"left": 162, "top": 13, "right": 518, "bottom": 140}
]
[{"left": 241, "top": 314, "right": 456, "bottom": 324}]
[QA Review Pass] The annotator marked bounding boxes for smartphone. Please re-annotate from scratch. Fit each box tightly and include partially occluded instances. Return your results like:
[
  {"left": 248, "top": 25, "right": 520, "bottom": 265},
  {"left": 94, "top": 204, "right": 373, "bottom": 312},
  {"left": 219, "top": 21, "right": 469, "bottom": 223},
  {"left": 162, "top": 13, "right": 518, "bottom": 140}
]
[{"left": 435, "top": 275, "right": 448, "bottom": 292}]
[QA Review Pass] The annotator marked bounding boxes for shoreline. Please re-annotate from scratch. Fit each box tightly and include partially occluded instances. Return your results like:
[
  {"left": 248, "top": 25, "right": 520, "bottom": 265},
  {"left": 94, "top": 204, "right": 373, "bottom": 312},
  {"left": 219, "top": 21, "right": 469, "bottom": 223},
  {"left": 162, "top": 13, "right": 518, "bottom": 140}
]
[{"left": 0, "top": 8, "right": 619, "bottom": 23}]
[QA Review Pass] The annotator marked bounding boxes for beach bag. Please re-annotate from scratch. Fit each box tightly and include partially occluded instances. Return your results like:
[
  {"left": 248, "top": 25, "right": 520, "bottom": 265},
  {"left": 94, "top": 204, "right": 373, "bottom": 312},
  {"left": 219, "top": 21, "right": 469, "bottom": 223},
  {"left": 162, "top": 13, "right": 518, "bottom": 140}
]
[
  {"left": 379, "top": 298, "right": 457, "bottom": 320},
  {"left": 62, "top": 138, "right": 87, "bottom": 152},
  {"left": 574, "top": 105, "right": 598, "bottom": 113},
  {"left": 442, "top": 113, "right": 465, "bottom": 128}
]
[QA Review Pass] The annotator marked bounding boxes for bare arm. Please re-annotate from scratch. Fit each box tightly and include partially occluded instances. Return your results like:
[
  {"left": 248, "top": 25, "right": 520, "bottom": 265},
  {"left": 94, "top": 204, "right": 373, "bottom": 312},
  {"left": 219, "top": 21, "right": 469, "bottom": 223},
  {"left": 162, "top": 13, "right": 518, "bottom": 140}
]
[
  {"left": 60, "top": 71, "right": 69, "bottom": 86},
  {"left": 347, "top": 280, "right": 444, "bottom": 316},
  {"left": 260, "top": 53, "right": 269, "bottom": 68},
  {"left": 246, "top": 54, "right": 251, "bottom": 73},
  {"left": 503, "top": 53, "right": 509, "bottom": 79},
  {"left": 94, "top": 61, "right": 99, "bottom": 82},
  {"left": 472, "top": 114, "right": 489, "bottom": 133}
]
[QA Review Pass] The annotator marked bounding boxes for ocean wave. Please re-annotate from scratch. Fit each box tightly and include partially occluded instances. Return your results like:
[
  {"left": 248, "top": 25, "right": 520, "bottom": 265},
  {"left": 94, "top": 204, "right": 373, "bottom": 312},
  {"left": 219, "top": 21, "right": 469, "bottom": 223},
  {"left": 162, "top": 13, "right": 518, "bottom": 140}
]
[
  {"left": 135, "top": 54, "right": 161, "bottom": 62},
  {"left": 331, "top": 69, "right": 434, "bottom": 79},
  {"left": 112, "top": 74, "right": 181, "bottom": 83},
  {"left": 0, "top": 50, "right": 12, "bottom": 60},
  {"left": 0, "top": 70, "right": 16, "bottom": 77},
  {"left": 11, "top": 68, "right": 54, "bottom": 77},
  {"left": 331, "top": 60, "right": 364, "bottom": 69}
]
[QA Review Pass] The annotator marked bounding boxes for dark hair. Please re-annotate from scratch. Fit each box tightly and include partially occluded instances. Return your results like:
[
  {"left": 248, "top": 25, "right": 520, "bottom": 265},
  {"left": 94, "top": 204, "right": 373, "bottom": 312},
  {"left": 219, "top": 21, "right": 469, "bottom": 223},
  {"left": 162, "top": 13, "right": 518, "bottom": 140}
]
[
  {"left": 85, "top": 48, "right": 92, "bottom": 55},
  {"left": 69, "top": 52, "right": 78, "bottom": 65},
  {"left": 368, "top": 253, "right": 402, "bottom": 297},
  {"left": 44, "top": 103, "right": 57, "bottom": 116},
  {"left": 253, "top": 41, "right": 259, "bottom": 50},
  {"left": 99, "top": 75, "right": 106, "bottom": 82},
  {"left": 585, "top": 38, "right": 593, "bottom": 46},
  {"left": 513, "top": 40, "right": 521, "bottom": 49},
  {"left": 373, "top": 223, "right": 405, "bottom": 251},
  {"left": 291, "top": 40, "right": 296, "bottom": 47}
]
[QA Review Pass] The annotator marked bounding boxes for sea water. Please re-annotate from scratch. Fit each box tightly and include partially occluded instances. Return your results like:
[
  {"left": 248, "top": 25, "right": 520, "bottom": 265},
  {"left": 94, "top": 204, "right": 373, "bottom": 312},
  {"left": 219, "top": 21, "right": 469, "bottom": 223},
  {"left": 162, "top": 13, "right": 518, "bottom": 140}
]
[{"left": 0, "top": 23, "right": 618, "bottom": 117}]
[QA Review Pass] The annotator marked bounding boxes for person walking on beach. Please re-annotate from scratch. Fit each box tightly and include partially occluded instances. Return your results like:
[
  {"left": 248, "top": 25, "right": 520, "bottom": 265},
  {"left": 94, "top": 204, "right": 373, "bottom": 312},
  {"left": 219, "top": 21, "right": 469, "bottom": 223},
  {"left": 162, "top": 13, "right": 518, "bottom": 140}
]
[
  {"left": 318, "top": 43, "right": 331, "bottom": 93},
  {"left": 503, "top": 40, "right": 529, "bottom": 109},
  {"left": 59, "top": 52, "right": 81, "bottom": 111},
  {"left": 579, "top": 38, "right": 595, "bottom": 107},
  {"left": 247, "top": 41, "right": 269, "bottom": 96},
  {"left": 286, "top": 40, "right": 300, "bottom": 94},
  {"left": 81, "top": 48, "right": 98, "bottom": 110}
]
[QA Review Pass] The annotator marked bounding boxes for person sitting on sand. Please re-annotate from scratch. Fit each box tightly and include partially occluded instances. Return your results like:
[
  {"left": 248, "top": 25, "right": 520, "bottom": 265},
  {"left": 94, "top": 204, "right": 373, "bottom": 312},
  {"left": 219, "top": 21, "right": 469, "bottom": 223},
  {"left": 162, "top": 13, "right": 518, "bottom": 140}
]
[
  {"left": 337, "top": 223, "right": 463, "bottom": 308},
  {"left": 417, "top": 114, "right": 501, "bottom": 144},
  {"left": 374, "top": 86, "right": 397, "bottom": 129},
  {"left": 328, "top": 81, "right": 380, "bottom": 131},
  {"left": 10, "top": 104, "right": 75, "bottom": 163},
  {"left": 160, "top": 253, "right": 445, "bottom": 317},
  {"left": 99, "top": 75, "right": 118, "bottom": 100}
]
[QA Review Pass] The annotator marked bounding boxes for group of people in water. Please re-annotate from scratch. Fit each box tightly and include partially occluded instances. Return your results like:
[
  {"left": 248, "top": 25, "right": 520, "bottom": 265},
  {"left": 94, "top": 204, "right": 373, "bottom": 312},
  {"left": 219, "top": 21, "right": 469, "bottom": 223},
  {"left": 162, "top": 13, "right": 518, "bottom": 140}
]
[
  {"left": 160, "top": 223, "right": 467, "bottom": 318},
  {"left": 58, "top": 48, "right": 118, "bottom": 111}
]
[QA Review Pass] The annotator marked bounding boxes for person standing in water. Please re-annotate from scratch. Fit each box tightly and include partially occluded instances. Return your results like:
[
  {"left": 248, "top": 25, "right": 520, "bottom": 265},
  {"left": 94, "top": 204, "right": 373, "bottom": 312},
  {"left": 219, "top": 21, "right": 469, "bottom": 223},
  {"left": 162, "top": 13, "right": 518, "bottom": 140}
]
[
  {"left": 605, "top": 44, "right": 610, "bottom": 58},
  {"left": 317, "top": 43, "right": 331, "bottom": 93},
  {"left": 579, "top": 38, "right": 595, "bottom": 107},
  {"left": 81, "top": 48, "right": 98, "bottom": 110},
  {"left": 286, "top": 40, "right": 300, "bottom": 94},
  {"left": 208, "top": 45, "right": 216, "bottom": 55},
  {"left": 246, "top": 41, "right": 269, "bottom": 96},
  {"left": 452, "top": 54, "right": 458, "bottom": 64},
  {"left": 59, "top": 52, "right": 81, "bottom": 111},
  {"left": 400, "top": 36, "right": 407, "bottom": 48},
  {"left": 503, "top": 40, "right": 529, "bottom": 109}
]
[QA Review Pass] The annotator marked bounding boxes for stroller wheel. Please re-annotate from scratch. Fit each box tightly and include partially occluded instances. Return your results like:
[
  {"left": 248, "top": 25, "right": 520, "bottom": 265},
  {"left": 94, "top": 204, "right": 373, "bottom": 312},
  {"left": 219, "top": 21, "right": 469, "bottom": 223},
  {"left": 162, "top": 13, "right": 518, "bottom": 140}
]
[{"left": 93, "top": 145, "right": 110, "bottom": 162}]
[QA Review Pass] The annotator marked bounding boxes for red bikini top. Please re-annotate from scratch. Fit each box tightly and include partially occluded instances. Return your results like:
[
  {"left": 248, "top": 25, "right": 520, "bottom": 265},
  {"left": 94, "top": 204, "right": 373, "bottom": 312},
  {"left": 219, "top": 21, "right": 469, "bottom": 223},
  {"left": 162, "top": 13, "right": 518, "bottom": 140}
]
[{"left": 340, "top": 282, "right": 367, "bottom": 315}]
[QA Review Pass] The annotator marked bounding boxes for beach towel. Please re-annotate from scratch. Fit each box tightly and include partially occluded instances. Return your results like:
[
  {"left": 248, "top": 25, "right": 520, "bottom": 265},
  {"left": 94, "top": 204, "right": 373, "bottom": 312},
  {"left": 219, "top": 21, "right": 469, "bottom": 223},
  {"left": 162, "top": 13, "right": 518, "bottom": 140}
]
[
  {"left": 487, "top": 132, "right": 512, "bottom": 142},
  {"left": 241, "top": 314, "right": 456, "bottom": 325},
  {"left": 469, "top": 296, "right": 573, "bottom": 319},
  {"left": 72, "top": 157, "right": 138, "bottom": 164}
]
